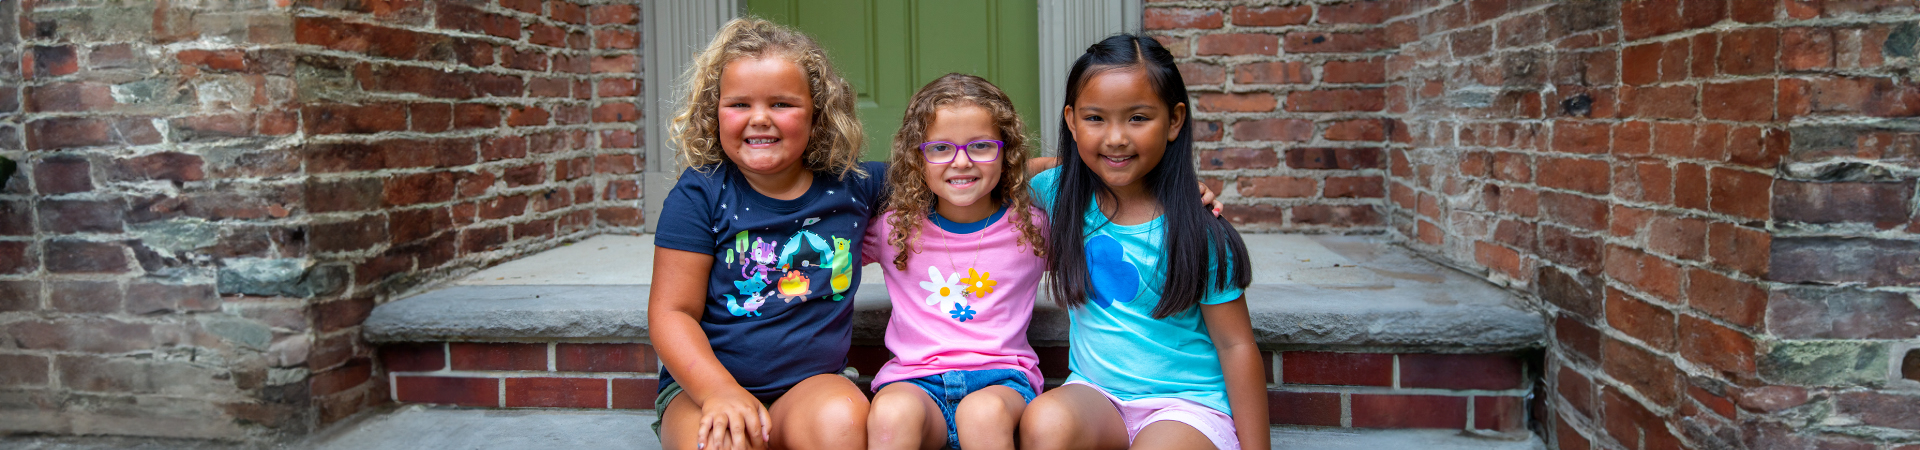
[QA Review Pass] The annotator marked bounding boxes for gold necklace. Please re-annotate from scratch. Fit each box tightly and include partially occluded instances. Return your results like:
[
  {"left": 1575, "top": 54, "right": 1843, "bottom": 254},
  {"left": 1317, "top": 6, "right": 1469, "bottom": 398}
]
[{"left": 937, "top": 212, "right": 985, "bottom": 296}]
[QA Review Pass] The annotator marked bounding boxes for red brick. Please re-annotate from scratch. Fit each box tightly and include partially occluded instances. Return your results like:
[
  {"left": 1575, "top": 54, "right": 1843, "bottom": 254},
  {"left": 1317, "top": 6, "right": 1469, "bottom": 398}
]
[
  {"left": 1707, "top": 167, "right": 1771, "bottom": 220},
  {"left": 1474, "top": 396, "right": 1524, "bottom": 432},
  {"left": 1557, "top": 366, "right": 1595, "bottom": 418},
  {"left": 1541, "top": 191, "right": 1608, "bottom": 231},
  {"left": 383, "top": 172, "right": 456, "bottom": 207},
  {"left": 1350, "top": 394, "right": 1468, "bottom": 429},
  {"left": 1556, "top": 419, "right": 1592, "bottom": 450},
  {"left": 1680, "top": 315, "right": 1757, "bottom": 374},
  {"left": 1196, "top": 33, "right": 1277, "bottom": 56},
  {"left": 45, "top": 240, "right": 129, "bottom": 274},
  {"left": 1232, "top": 5, "right": 1312, "bottom": 26},
  {"left": 1551, "top": 121, "right": 1610, "bottom": 154},
  {"left": 1782, "top": 27, "right": 1834, "bottom": 70},
  {"left": 1685, "top": 269, "right": 1766, "bottom": 329},
  {"left": 1197, "top": 148, "right": 1278, "bottom": 170},
  {"left": 381, "top": 343, "right": 445, "bottom": 372},
  {"left": 1707, "top": 222, "right": 1768, "bottom": 277},
  {"left": 611, "top": 378, "right": 659, "bottom": 409},
  {"left": 29, "top": 45, "right": 79, "bottom": 78},
  {"left": 555, "top": 343, "right": 655, "bottom": 373},
  {"left": 1674, "top": 163, "right": 1709, "bottom": 210},
  {"left": 1318, "top": 0, "right": 1393, "bottom": 24},
  {"left": 505, "top": 377, "right": 607, "bottom": 408},
  {"left": 1536, "top": 157, "right": 1610, "bottom": 195},
  {"left": 1603, "top": 337, "right": 1680, "bottom": 407},
  {"left": 506, "top": 106, "right": 550, "bottom": 127},
  {"left": 590, "top": 5, "right": 639, "bottom": 25},
  {"left": 1607, "top": 245, "right": 1684, "bottom": 302},
  {"left": 1195, "top": 92, "right": 1276, "bottom": 113},
  {"left": 27, "top": 117, "right": 160, "bottom": 150},
  {"left": 1268, "top": 391, "right": 1340, "bottom": 427},
  {"left": 591, "top": 54, "right": 638, "bottom": 73},
  {"left": 1476, "top": 241, "right": 1524, "bottom": 279},
  {"left": 1646, "top": 214, "right": 1708, "bottom": 261},
  {"left": 1556, "top": 315, "right": 1603, "bottom": 364},
  {"left": 1621, "top": 85, "right": 1698, "bottom": 119},
  {"left": 1731, "top": 0, "right": 1777, "bottom": 22},
  {"left": 1602, "top": 390, "right": 1682, "bottom": 450},
  {"left": 1621, "top": 0, "right": 1685, "bottom": 40},
  {"left": 1287, "top": 147, "right": 1382, "bottom": 170},
  {"left": 1237, "top": 176, "right": 1316, "bottom": 198},
  {"left": 1702, "top": 80, "right": 1774, "bottom": 122},
  {"left": 1718, "top": 28, "right": 1779, "bottom": 75},
  {"left": 1232, "top": 61, "right": 1310, "bottom": 86},
  {"left": 1399, "top": 353, "right": 1524, "bottom": 390},
  {"left": 1281, "top": 351, "right": 1392, "bottom": 386},
  {"left": 396, "top": 376, "right": 498, "bottom": 406},
  {"left": 1233, "top": 118, "right": 1313, "bottom": 142},
  {"left": 1324, "top": 58, "right": 1387, "bottom": 84},
  {"left": 1145, "top": 7, "right": 1222, "bottom": 30},
  {"left": 1606, "top": 287, "right": 1678, "bottom": 351},
  {"left": 1285, "top": 31, "right": 1387, "bottom": 53},
  {"left": 1287, "top": 89, "right": 1385, "bottom": 112},
  {"left": 450, "top": 343, "right": 546, "bottom": 371},
  {"left": 1621, "top": 43, "right": 1661, "bottom": 86},
  {"left": 1176, "top": 63, "right": 1224, "bottom": 85},
  {"left": 1325, "top": 176, "right": 1384, "bottom": 198},
  {"left": 1324, "top": 119, "right": 1387, "bottom": 141}
]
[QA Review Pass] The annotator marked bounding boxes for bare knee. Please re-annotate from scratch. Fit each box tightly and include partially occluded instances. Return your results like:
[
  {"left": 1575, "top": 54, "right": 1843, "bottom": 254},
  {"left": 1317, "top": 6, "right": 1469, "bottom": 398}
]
[
  {"left": 1019, "top": 395, "right": 1078, "bottom": 448},
  {"left": 868, "top": 390, "right": 928, "bottom": 444},
  {"left": 955, "top": 392, "right": 1019, "bottom": 429}
]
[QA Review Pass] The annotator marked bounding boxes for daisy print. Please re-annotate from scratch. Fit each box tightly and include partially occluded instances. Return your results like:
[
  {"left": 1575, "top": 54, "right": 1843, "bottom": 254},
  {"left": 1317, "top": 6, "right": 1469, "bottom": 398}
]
[{"left": 918, "top": 266, "right": 967, "bottom": 314}]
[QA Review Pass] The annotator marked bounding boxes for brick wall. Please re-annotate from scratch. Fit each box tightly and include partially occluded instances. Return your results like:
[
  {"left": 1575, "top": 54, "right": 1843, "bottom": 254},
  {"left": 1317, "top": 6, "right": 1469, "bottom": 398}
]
[
  {"left": 1154, "top": 0, "right": 1920, "bottom": 449},
  {"left": 0, "top": 0, "right": 643, "bottom": 442},
  {"left": 1149, "top": 1, "right": 1403, "bottom": 232}
]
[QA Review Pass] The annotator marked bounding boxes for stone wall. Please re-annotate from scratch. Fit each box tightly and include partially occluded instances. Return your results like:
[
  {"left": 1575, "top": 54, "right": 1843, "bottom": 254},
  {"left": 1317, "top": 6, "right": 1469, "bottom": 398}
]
[
  {"left": 1154, "top": 0, "right": 1920, "bottom": 449},
  {"left": 0, "top": 0, "right": 643, "bottom": 442}
]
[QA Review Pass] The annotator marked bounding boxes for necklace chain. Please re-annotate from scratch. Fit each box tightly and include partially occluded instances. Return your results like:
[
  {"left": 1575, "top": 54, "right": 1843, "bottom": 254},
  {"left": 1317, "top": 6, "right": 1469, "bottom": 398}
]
[{"left": 938, "top": 215, "right": 984, "bottom": 296}]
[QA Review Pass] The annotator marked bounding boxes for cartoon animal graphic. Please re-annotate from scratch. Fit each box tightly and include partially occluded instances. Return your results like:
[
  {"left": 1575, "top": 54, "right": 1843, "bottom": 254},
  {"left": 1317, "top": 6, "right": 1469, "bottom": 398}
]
[
  {"left": 777, "top": 230, "right": 831, "bottom": 269},
  {"left": 733, "top": 272, "right": 769, "bottom": 297},
  {"left": 741, "top": 236, "right": 779, "bottom": 280},
  {"left": 776, "top": 270, "right": 813, "bottom": 302},
  {"left": 828, "top": 237, "right": 852, "bottom": 300},
  {"left": 1084, "top": 235, "right": 1139, "bottom": 308},
  {"left": 725, "top": 291, "right": 768, "bottom": 317}
]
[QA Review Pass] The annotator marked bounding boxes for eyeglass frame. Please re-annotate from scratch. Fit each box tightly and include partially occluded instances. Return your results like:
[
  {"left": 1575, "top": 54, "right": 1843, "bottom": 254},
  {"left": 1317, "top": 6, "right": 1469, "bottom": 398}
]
[{"left": 917, "top": 139, "right": 1005, "bottom": 164}]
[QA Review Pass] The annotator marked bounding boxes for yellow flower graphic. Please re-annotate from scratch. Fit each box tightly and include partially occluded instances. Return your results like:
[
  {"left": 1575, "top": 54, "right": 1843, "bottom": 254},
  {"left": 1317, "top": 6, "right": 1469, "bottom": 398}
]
[{"left": 961, "top": 268, "right": 996, "bottom": 297}]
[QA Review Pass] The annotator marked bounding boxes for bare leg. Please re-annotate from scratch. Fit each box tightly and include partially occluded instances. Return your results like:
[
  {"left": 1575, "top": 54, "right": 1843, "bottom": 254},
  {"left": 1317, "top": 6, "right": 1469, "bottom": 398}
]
[
  {"left": 866, "top": 383, "right": 945, "bottom": 450},
  {"left": 768, "top": 374, "right": 870, "bottom": 450},
  {"left": 658, "top": 392, "right": 706, "bottom": 450},
  {"left": 1018, "top": 384, "right": 1129, "bottom": 450},
  {"left": 953, "top": 385, "right": 1025, "bottom": 450},
  {"left": 1129, "top": 420, "right": 1217, "bottom": 450}
]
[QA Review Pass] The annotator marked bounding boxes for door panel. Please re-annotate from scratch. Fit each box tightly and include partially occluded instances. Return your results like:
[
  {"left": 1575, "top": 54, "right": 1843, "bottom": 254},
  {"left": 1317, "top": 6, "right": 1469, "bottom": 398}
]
[{"left": 745, "top": 0, "right": 1039, "bottom": 162}]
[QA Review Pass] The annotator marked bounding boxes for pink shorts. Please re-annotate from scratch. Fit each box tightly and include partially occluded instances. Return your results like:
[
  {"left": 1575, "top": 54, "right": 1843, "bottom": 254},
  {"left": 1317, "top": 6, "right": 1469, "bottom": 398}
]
[{"left": 1067, "top": 380, "right": 1241, "bottom": 450}]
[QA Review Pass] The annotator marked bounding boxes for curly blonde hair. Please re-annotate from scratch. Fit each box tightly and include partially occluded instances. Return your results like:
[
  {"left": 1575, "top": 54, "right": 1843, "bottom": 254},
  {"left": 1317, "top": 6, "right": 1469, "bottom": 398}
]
[
  {"left": 885, "top": 73, "right": 1045, "bottom": 271},
  {"left": 667, "top": 17, "right": 866, "bottom": 178}
]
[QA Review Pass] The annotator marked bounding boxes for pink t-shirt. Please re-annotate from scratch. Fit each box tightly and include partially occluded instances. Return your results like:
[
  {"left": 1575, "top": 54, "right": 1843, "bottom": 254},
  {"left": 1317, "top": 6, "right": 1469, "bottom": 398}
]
[{"left": 861, "top": 208, "right": 1049, "bottom": 392}]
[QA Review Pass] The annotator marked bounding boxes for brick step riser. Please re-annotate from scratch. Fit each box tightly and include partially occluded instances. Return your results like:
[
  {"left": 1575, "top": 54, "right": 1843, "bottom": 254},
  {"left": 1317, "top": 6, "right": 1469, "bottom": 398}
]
[{"left": 377, "top": 342, "right": 1535, "bottom": 433}]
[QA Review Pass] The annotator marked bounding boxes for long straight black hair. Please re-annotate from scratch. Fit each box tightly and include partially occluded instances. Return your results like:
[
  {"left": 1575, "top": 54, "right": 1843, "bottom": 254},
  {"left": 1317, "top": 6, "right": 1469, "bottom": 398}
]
[{"left": 1046, "top": 34, "right": 1252, "bottom": 319}]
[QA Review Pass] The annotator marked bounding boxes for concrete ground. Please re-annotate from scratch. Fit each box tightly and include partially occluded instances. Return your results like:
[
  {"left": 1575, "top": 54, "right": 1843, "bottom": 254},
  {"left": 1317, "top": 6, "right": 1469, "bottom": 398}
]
[{"left": 291, "top": 405, "right": 1543, "bottom": 450}]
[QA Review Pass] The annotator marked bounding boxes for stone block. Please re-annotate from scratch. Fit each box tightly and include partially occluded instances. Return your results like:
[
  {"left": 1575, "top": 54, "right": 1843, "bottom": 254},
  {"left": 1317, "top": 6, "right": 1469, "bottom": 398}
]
[
  {"left": 1768, "top": 286, "right": 1920, "bottom": 339},
  {"left": 49, "top": 280, "right": 122, "bottom": 314},
  {"left": 57, "top": 355, "right": 233, "bottom": 396},
  {"left": 1773, "top": 180, "right": 1914, "bottom": 225},
  {"left": 218, "top": 257, "right": 343, "bottom": 298},
  {"left": 1836, "top": 391, "right": 1920, "bottom": 430},
  {"left": 1771, "top": 237, "right": 1920, "bottom": 287},
  {"left": 1760, "top": 340, "right": 1890, "bottom": 386}
]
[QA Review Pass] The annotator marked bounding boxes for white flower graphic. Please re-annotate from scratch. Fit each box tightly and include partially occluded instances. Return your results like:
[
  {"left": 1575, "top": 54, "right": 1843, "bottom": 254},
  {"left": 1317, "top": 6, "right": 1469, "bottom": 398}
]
[{"left": 918, "top": 266, "right": 967, "bottom": 311}]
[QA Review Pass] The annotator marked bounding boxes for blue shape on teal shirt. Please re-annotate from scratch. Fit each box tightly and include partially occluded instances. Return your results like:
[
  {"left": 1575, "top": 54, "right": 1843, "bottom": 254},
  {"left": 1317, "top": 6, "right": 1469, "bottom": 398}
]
[{"left": 1085, "top": 234, "right": 1139, "bottom": 308}]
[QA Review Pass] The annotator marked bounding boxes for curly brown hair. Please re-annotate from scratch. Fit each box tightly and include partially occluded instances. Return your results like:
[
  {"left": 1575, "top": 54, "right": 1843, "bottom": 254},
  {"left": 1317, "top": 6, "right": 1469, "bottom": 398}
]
[
  {"left": 667, "top": 17, "right": 866, "bottom": 178},
  {"left": 884, "top": 73, "right": 1045, "bottom": 271}
]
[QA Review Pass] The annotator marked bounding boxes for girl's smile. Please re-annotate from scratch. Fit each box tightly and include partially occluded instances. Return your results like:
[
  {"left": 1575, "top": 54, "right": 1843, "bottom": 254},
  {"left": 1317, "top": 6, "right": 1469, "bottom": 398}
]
[
  {"left": 718, "top": 56, "right": 814, "bottom": 185},
  {"left": 1064, "top": 68, "right": 1185, "bottom": 203},
  {"left": 923, "top": 105, "right": 1003, "bottom": 223}
]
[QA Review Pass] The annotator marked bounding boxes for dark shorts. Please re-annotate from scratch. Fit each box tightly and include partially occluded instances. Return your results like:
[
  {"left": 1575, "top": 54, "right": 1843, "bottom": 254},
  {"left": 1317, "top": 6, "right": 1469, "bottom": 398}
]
[
  {"left": 649, "top": 368, "right": 858, "bottom": 438},
  {"left": 881, "top": 368, "right": 1038, "bottom": 450}
]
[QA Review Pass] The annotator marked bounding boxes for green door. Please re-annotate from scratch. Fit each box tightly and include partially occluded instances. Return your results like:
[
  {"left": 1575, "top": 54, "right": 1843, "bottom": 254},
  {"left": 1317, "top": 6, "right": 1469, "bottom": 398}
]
[{"left": 745, "top": 0, "right": 1041, "bottom": 162}]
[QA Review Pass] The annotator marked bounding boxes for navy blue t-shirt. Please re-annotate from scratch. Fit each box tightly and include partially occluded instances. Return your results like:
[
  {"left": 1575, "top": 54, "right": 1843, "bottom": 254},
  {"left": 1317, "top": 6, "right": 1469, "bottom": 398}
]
[{"left": 653, "top": 161, "right": 888, "bottom": 402}]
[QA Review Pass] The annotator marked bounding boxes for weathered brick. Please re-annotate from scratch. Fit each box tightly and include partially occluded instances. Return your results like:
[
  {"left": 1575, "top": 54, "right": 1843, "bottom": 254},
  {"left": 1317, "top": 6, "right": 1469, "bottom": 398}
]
[
  {"left": 1195, "top": 92, "right": 1275, "bottom": 113},
  {"left": 49, "top": 280, "right": 121, "bottom": 314},
  {"left": 1287, "top": 89, "right": 1385, "bottom": 112},
  {"left": 1681, "top": 315, "right": 1757, "bottom": 374},
  {"left": 1773, "top": 180, "right": 1913, "bottom": 225},
  {"left": 1325, "top": 176, "right": 1384, "bottom": 198},
  {"left": 1237, "top": 176, "right": 1316, "bottom": 198},
  {"left": 1197, "top": 33, "right": 1278, "bottom": 56},
  {"left": 38, "top": 198, "right": 124, "bottom": 234},
  {"left": 1233, "top": 61, "right": 1310, "bottom": 85},
  {"left": 1318, "top": 0, "right": 1393, "bottom": 24},
  {"left": 1232, "top": 118, "right": 1313, "bottom": 142},
  {"left": 1145, "top": 7, "right": 1222, "bottom": 30},
  {"left": 1608, "top": 286, "right": 1678, "bottom": 352},
  {"left": 1719, "top": 28, "right": 1780, "bottom": 75},
  {"left": 1323, "top": 58, "right": 1386, "bottom": 84},
  {"left": 1767, "top": 286, "right": 1919, "bottom": 339},
  {"left": 1707, "top": 167, "right": 1771, "bottom": 220},
  {"left": 1291, "top": 205, "right": 1379, "bottom": 226},
  {"left": 125, "top": 282, "right": 218, "bottom": 315},
  {"left": 1287, "top": 147, "right": 1382, "bottom": 170},
  {"left": 1703, "top": 80, "right": 1775, "bottom": 122},
  {"left": 1232, "top": 5, "right": 1311, "bottom": 27},
  {"left": 44, "top": 240, "right": 128, "bottom": 274}
]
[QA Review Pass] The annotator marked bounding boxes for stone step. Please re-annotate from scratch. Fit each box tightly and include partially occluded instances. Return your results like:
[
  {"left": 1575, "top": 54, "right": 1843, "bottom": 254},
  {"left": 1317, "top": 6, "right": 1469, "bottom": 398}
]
[
  {"left": 362, "top": 234, "right": 1550, "bottom": 434},
  {"left": 296, "top": 405, "right": 1546, "bottom": 450}
]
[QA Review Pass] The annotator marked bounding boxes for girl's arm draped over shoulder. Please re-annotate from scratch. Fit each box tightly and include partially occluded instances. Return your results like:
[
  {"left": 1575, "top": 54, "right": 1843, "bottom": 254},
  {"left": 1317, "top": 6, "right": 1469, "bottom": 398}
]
[
  {"left": 648, "top": 247, "right": 771, "bottom": 450},
  {"left": 1203, "top": 297, "right": 1268, "bottom": 450}
]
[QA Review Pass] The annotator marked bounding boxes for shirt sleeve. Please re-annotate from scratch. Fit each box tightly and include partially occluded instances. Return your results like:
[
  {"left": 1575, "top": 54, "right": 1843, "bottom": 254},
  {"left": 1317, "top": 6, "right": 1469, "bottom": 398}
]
[
  {"left": 860, "top": 212, "right": 889, "bottom": 266},
  {"left": 1201, "top": 241, "right": 1245, "bottom": 305},
  {"left": 858, "top": 161, "right": 890, "bottom": 206},
  {"left": 1028, "top": 167, "right": 1059, "bottom": 212},
  {"left": 653, "top": 167, "right": 720, "bottom": 254}
]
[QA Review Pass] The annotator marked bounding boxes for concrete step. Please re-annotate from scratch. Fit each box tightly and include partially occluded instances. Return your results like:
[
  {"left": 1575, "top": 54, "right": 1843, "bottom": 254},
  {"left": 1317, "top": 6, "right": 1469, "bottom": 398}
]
[
  {"left": 361, "top": 234, "right": 1550, "bottom": 433},
  {"left": 296, "top": 406, "right": 1546, "bottom": 450}
]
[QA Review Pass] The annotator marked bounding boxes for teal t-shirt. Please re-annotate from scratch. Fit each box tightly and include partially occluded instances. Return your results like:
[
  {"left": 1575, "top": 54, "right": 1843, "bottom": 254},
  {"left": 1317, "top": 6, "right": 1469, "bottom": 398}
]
[{"left": 1028, "top": 168, "right": 1244, "bottom": 414}]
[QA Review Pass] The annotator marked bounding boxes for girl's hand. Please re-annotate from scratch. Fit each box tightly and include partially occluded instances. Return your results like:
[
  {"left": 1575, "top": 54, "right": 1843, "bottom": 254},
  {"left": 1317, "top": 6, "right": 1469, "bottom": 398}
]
[
  {"left": 1198, "top": 182, "right": 1223, "bottom": 217},
  {"left": 697, "top": 388, "right": 771, "bottom": 450}
]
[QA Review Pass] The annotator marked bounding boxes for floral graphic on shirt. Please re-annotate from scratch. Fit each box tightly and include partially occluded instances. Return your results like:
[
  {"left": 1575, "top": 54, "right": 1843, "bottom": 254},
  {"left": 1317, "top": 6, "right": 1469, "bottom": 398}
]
[
  {"left": 919, "top": 266, "right": 969, "bottom": 320},
  {"left": 776, "top": 270, "right": 813, "bottom": 302},
  {"left": 949, "top": 304, "right": 978, "bottom": 322},
  {"left": 961, "top": 268, "right": 995, "bottom": 298}
]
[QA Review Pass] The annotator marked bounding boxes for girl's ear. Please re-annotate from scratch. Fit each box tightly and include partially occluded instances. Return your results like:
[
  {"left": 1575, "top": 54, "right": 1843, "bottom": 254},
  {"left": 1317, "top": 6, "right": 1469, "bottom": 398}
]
[
  {"left": 1061, "top": 105, "right": 1078, "bottom": 135},
  {"left": 1167, "top": 102, "right": 1187, "bottom": 142}
]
